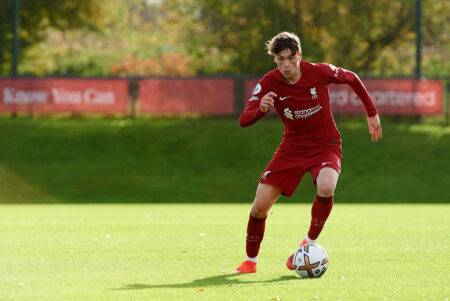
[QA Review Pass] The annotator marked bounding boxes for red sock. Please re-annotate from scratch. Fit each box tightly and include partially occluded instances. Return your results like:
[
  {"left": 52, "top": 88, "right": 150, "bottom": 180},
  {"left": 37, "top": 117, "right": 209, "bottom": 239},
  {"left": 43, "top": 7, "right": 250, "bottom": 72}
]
[
  {"left": 246, "top": 215, "right": 267, "bottom": 258},
  {"left": 308, "top": 195, "right": 333, "bottom": 240}
]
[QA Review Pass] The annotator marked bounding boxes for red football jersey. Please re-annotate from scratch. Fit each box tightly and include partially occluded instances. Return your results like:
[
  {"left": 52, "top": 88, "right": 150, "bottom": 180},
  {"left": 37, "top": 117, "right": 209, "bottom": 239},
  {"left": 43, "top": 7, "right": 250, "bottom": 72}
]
[{"left": 239, "top": 60, "right": 377, "bottom": 154}]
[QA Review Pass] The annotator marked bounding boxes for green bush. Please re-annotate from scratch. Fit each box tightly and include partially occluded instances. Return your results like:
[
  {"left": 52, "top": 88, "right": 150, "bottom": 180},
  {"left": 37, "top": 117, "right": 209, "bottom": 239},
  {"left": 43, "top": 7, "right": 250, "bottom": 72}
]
[{"left": 0, "top": 117, "right": 449, "bottom": 203}]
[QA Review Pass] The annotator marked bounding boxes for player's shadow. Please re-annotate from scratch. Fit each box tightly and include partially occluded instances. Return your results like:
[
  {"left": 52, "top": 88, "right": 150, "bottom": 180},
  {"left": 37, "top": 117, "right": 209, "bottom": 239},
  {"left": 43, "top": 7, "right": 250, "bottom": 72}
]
[{"left": 113, "top": 273, "right": 299, "bottom": 291}]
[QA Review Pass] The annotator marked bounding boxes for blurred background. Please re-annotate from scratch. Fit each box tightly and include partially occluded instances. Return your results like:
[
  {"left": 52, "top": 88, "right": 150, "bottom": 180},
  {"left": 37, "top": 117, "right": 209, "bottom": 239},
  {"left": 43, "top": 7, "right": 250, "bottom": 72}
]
[
  {"left": 0, "top": 0, "right": 449, "bottom": 204},
  {"left": 1, "top": 0, "right": 449, "bottom": 77}
]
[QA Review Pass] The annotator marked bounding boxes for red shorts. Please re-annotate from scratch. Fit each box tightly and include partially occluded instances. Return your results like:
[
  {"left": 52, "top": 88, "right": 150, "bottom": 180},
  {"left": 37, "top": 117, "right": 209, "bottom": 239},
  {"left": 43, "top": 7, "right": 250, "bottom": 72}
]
[{"left": 259, "top": 147, "right": 342, "bottom": 197}]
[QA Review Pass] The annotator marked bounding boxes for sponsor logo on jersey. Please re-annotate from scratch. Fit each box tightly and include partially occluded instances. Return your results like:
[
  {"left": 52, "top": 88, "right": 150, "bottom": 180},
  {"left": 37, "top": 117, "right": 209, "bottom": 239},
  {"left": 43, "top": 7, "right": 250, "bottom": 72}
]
[
  {"left": 252, "top": 83, "right": 262, "bottom": 95},
  {"left": 284, "top": 108, "right": 294, "bottom": 120},
  {"left": 310, "top": 87, "right": 318, "bottom": 99},
  {"left": 284, "top": 104, "right": 322, "bottom": 120}
]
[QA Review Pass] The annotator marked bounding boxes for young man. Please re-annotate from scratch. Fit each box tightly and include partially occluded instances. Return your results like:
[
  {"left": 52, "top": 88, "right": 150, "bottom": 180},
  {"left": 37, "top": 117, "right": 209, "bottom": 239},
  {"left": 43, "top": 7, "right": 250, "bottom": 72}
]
[{"left": 235, "top": 31, "right": 382, "bottom": 274}]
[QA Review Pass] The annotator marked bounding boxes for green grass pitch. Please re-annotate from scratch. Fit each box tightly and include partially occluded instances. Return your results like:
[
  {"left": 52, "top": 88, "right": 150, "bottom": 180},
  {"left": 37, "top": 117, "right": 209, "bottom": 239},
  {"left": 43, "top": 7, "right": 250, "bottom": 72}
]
[{"left": 1, "top": 204, "right": 449, "bottom": 300}]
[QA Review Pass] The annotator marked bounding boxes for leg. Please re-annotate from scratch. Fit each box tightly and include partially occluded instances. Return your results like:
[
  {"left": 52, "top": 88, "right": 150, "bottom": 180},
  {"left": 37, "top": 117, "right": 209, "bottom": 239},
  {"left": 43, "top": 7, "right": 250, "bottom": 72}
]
[
  {"left": 250, "top": 182, "right": 282, "bottom": 218},
  {"left": 316, "top": 167, "right": 339, "bottom": 198},
  {"left": 246, "top": 183, "right": 282, "bottom": 258},
  {"left": 285, "top": 168, "right": 339, "bottom": 270},
  {"left": 238, "top": 157, "right": 305, "bottom": 273},
  {"left": 236, "top": 183, "right": 282, "bottom": 273},
  {"left": 308, "top": 167, "right": 339, "bottom": 241}
]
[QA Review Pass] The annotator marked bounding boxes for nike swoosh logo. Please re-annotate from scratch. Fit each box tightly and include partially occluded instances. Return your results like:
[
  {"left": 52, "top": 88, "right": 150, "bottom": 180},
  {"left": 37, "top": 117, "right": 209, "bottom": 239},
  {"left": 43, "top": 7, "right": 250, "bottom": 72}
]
[
  {"left": 279, "top": 96, "right": 290, "bottom": 100},
  {"left": 321, "top": 162, "right": 331, "bottom": 166}
]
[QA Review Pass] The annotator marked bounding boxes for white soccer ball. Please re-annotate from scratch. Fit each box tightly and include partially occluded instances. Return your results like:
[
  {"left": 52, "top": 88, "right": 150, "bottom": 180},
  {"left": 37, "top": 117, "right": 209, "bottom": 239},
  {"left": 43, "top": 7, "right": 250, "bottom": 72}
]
[{"left": 293, "top": 244, "right": 329, "bottom": 278}]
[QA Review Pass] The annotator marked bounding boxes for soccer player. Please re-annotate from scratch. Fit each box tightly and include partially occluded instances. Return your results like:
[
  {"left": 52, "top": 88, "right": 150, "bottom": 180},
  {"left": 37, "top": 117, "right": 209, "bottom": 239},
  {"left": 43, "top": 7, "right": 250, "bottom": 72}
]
[{"left": 235, "top": 32, "right": 382, "bottom": 274}]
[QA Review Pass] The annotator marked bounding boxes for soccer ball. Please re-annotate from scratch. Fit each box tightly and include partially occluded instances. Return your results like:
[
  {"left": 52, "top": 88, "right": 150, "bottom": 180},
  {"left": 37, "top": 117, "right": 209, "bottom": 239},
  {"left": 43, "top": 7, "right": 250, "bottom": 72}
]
[{"left": 292, "top": 244, "right": 329, "bottom": 278}]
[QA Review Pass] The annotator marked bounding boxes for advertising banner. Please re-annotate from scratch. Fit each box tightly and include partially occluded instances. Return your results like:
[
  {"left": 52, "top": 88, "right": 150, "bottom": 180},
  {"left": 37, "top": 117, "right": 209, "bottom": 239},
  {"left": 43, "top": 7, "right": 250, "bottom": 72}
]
[
  {"left": 0, "top": 79, "right": 129, "bottom": 114},
  {"left": 244, "top": 79, "right": 444, "bottom": 115},
  {"left": 139, "top": 78, "right": 235, "bottom": 115}
]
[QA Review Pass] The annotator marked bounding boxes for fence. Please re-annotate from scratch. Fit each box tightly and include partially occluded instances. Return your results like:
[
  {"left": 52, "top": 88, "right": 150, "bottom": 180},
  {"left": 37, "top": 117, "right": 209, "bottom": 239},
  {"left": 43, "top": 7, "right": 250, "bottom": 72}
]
[{"left": 0, "top": 77, "right": 447, "bottom": 118}]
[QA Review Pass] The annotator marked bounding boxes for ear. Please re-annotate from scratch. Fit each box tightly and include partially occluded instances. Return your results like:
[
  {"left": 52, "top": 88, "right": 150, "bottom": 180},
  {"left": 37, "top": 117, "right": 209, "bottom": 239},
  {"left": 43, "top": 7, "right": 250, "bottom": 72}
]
[{"left": 298, "top": 51, "right": 302, "bottom": 60}]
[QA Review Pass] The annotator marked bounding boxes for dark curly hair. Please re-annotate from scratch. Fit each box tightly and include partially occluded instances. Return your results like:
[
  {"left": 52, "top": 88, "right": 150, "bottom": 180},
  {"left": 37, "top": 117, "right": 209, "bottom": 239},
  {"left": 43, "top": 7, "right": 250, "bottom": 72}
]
[{"left": 266, "top": 31, "right": 302, "bottom": 56}]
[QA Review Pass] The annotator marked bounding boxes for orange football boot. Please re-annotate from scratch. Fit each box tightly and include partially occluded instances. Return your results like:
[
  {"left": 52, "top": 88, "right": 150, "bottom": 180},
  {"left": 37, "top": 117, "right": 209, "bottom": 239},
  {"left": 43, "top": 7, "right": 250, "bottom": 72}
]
[
  {"left": 235, "top": 260, "right": 257, "bottom": 274},
  {"left": 286, "top": 238, "right": 309, "bottom": 270}
]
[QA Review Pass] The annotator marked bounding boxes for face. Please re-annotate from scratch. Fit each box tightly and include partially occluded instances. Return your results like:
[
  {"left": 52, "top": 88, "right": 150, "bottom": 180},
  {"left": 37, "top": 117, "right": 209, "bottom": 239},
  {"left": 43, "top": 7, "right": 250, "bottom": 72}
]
[{"left": 274, "top": 49, "right": 302, "bottom": 81}]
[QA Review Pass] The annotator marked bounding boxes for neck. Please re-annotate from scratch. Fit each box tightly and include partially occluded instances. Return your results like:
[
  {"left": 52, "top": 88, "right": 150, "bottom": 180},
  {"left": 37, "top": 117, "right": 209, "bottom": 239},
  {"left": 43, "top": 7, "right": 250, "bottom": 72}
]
[{"left": 284, "top": 68, "right": 301, "bottom": 84}]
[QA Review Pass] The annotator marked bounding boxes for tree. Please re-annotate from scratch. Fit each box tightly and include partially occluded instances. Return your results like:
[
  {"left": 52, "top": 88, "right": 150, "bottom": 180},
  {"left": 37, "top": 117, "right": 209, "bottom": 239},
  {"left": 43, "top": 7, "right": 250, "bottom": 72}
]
[
  {"left": 0, "top": 0, "right": 105, "bottom": 75},
  {"left": 2, "top": 0, "right": 447, "bottom": 77},
  {"left": 163, "top": 0, "right": 448, "bottom": 77}
]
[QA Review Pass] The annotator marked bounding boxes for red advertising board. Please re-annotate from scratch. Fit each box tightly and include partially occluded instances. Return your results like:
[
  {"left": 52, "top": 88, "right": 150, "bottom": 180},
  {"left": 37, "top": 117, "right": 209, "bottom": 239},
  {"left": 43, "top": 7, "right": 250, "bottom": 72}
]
[
  {"left": 244, "top": 78, "right": 444, "bottom": 115},
  {"left": 0, "top": 79, "right": 129, "bottom": 114},
  {"left": 139, "top": 78, "right": 235, "bottom": 115}
]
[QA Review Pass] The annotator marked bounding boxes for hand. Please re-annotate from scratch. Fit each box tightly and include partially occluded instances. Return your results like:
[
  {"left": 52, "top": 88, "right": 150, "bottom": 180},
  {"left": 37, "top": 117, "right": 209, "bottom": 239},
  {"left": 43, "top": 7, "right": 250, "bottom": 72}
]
[
  {"left": 367, "top": 114, "right": 382, "bottom": 142},
  {"left": 260, "top": 92, "right": 277, "bottom": 113}
]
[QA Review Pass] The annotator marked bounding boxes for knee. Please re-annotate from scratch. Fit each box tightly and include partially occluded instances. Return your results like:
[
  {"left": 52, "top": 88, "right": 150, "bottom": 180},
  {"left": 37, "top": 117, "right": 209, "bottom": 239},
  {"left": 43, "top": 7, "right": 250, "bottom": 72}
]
[
  {"left": 250, "top": 183, "right": 280, "bottom": 218},
  {"left": 251, "top": 203, "right": 270, "bottom": 218},
  {"left": 317, "top": 180, "right": 335, "bottom": 197}
]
